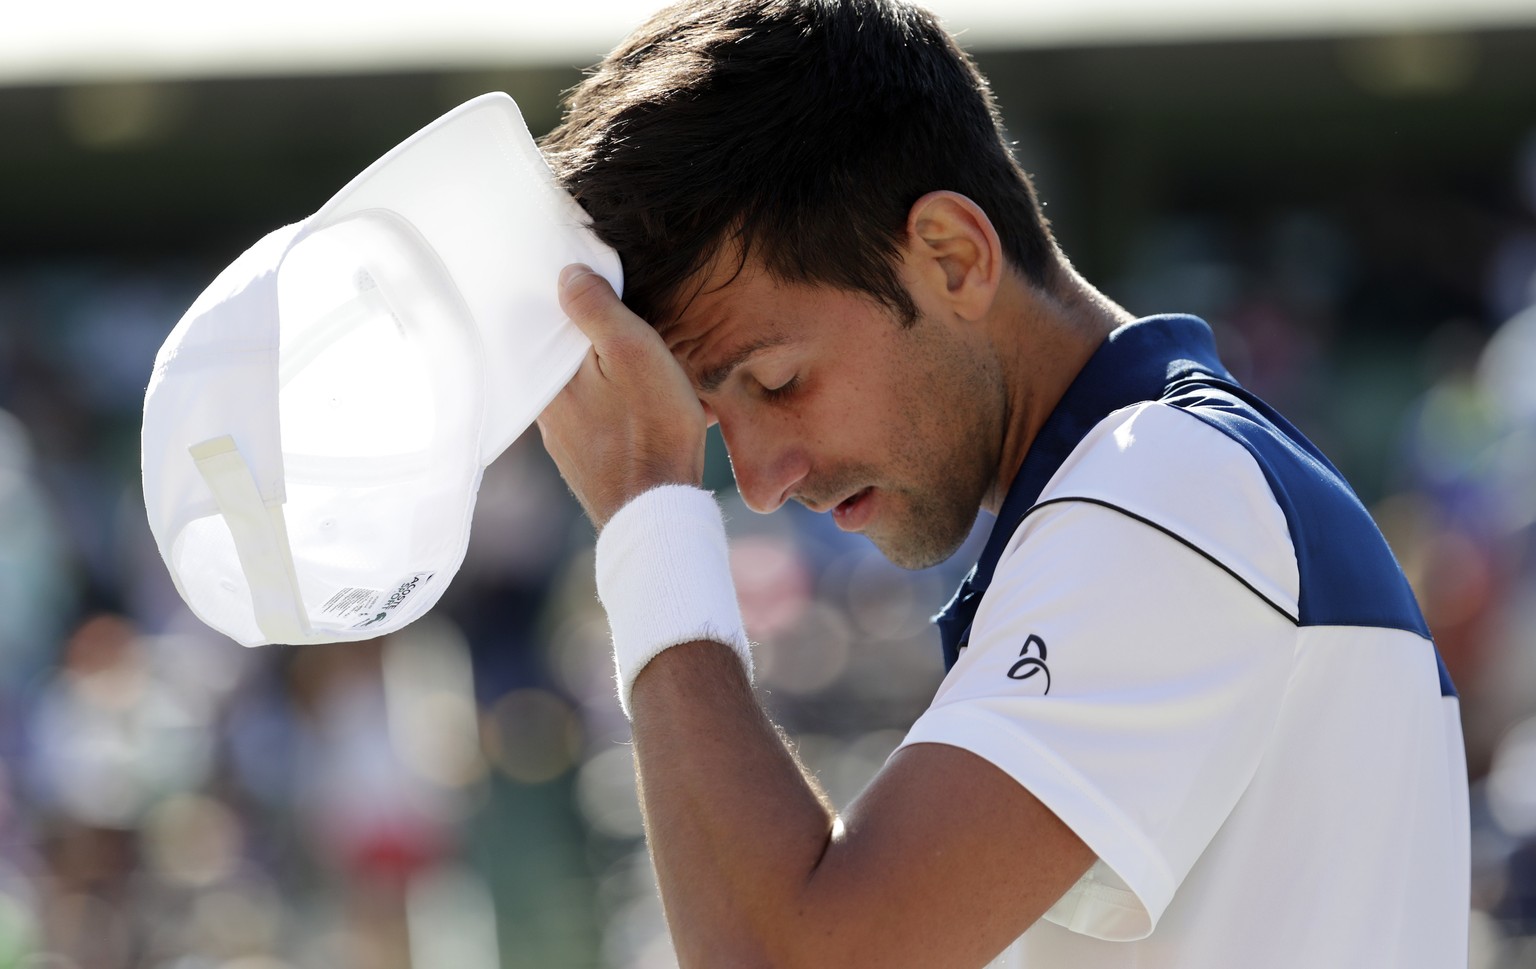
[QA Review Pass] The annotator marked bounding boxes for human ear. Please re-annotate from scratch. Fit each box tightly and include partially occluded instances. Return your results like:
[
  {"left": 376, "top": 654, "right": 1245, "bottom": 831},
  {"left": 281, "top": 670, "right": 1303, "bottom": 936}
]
[{"left": 901, "top": 191, "right": 1002, "bottom": 322}]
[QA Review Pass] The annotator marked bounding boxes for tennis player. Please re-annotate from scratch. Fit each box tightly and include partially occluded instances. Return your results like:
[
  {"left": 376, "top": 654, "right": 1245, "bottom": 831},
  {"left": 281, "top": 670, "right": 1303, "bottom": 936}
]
[{"left": 535, "top": 2, "right": 1470, "bottom": 966}]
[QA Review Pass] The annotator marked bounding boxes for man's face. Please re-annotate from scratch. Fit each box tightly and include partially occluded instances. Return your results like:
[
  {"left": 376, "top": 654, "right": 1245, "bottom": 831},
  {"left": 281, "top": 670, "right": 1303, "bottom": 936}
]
[{"left": 662, "top": 253, "right": 1006, "bottom": 570}]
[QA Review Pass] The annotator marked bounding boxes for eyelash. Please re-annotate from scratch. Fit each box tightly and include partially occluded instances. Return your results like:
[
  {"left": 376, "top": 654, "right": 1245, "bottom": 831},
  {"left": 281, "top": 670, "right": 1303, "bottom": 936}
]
[{"left": 761, "top": 375, "right": 801, "bottom": 401}]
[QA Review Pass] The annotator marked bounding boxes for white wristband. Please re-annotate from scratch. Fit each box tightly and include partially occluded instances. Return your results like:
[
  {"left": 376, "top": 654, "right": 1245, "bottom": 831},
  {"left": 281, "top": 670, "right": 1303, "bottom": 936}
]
[{"left": 595, "top": 484, "right": 752, "bottom": 718}]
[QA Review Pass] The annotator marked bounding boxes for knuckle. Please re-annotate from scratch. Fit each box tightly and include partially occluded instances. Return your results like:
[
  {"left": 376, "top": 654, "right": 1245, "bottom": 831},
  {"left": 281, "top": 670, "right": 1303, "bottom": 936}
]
[{"left": 601, "top": 330, "right": 652, "bottom": 367}]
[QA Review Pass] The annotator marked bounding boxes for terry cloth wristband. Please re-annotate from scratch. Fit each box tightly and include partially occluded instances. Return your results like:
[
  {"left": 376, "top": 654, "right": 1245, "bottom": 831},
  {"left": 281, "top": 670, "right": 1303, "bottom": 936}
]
[{"left": 595, "top": 484, "right": 753, "bottom": 718}]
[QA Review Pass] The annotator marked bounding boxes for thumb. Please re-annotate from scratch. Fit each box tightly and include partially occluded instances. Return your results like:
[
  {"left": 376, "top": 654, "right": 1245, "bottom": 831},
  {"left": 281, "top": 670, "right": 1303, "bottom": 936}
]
[{"left": 558, "top": 263, "right": 638, "bottom": 345}]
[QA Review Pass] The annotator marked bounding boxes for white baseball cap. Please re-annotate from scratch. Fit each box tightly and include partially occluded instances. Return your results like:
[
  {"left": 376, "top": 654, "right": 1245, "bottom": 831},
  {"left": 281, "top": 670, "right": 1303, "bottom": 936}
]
[{"left": 142, "top": 92, "right": 619, "bottom": 646}]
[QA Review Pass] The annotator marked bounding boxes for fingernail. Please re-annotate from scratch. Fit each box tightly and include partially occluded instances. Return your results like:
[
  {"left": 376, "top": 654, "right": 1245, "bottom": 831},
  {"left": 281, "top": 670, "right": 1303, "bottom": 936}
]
[{"left": 559, "top": 263, "right": 594, "bottom": 287}]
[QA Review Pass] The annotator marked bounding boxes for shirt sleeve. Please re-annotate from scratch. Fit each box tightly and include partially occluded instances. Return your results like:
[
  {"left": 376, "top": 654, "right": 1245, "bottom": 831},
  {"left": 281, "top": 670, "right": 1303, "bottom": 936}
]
[{"left": 899, "top": 498, "right": 1297, "bottom": 941}]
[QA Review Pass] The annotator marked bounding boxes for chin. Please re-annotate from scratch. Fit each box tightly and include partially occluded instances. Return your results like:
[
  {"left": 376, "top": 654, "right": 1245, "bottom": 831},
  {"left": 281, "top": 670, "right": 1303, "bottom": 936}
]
[{"left": 868, "top": 517, "right": 974, "bottom": 571}]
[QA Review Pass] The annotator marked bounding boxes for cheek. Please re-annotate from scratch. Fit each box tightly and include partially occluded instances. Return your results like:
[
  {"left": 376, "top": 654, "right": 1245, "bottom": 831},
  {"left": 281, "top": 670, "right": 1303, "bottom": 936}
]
[
  {"left": 801, "top": 375, "right": 885, "bottom": 453},
  {"left": 894, "top": 339, "right": 1002, "bottom": 468}
]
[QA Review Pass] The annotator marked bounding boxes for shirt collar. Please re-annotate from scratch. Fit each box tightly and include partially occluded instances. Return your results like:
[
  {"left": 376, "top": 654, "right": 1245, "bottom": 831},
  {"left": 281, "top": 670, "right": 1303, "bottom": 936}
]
[{"left": 934, "top": 315, "right": 1232, "bottom": 669}]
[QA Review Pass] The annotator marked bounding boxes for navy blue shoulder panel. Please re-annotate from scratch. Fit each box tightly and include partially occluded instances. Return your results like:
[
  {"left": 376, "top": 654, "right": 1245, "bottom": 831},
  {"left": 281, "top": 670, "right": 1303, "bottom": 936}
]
[
  {"left": 1161, "top": 378, "right": 1431, "bottom": 639},
  {"left": 1165, "top": 380, "right": 1456, "bottom": 700},
  {"left": 935, "top": 315, "right": 1454, "bottom": 699}
]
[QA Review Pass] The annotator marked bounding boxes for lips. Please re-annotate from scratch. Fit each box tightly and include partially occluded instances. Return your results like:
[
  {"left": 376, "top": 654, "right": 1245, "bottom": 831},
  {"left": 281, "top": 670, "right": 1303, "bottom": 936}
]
[{"left": 831, "top": 487, "right": 874, "bottom": 531}]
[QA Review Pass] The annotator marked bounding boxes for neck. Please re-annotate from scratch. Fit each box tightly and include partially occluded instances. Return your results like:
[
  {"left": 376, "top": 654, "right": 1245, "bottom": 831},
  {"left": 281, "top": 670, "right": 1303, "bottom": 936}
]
[{"left": 982, "top": 262, "right": 1132, "bottom": 514}]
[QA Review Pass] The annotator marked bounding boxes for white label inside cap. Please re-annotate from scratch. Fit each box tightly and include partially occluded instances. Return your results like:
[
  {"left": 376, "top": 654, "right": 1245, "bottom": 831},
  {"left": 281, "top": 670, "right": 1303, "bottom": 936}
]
[
  {"left": 321, "top": 586, "right": 383, "bottom": 621},
  {"left": 349, "top": 571, "right": 435, "bottom": 629}
]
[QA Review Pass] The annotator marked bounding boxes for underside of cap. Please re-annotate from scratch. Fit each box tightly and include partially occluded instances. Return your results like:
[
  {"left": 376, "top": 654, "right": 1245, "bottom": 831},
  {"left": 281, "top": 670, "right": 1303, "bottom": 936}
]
[
  {"left": 145, "top": 93, "right": 616, "bottom": 646},
  {"left": 309, "top": 92, "right": 622, "bottom": 465}
]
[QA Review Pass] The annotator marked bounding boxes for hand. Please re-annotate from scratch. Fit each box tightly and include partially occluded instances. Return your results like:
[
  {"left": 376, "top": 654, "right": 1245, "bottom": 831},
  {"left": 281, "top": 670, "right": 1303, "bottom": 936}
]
[{"left": 537, "top": 264, "right": 708, "bottom": 529}]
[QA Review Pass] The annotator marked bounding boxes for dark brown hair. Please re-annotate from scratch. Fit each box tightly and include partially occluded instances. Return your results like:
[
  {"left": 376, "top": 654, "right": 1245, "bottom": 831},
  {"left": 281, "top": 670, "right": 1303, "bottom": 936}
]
[{"left": 541, "top": 0, "right": 1058, "bottom": 326}]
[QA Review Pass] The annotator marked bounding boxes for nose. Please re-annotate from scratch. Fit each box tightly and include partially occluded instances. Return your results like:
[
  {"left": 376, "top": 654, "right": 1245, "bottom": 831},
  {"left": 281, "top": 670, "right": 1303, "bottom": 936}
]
[{"left": 718, "top": 419, "right": 809, "bottom": 514}]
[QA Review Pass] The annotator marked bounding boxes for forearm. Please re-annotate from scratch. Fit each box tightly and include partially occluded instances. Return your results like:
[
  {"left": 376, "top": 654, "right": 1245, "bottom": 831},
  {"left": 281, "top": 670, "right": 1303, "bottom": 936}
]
[{"left": 630, "top": 641, "right": 838, "bottom": 968}]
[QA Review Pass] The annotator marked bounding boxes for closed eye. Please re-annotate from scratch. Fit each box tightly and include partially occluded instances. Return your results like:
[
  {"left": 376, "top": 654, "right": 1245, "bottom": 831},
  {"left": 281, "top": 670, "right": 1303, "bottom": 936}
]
[{"left": 760, "top": 375, "right": 801, "bottom": 402}]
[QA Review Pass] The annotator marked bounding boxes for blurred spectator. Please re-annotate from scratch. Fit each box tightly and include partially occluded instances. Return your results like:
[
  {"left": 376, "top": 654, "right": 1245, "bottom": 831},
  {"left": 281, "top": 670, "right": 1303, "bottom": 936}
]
[{"left": 0, "top": 408, "right": 74, "bottom": 690}]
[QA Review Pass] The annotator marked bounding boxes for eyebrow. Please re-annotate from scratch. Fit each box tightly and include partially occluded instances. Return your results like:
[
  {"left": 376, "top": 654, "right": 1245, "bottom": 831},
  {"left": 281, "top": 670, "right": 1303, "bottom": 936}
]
[{"left": 697, "top": 335, "right": 791, "bottom": 392}]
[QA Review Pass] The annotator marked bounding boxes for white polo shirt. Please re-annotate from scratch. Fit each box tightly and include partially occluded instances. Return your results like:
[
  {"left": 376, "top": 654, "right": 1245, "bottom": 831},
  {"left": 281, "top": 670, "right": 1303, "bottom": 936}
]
[{"left": 906, "top": 316, "right": 1469, "bottom": 968}]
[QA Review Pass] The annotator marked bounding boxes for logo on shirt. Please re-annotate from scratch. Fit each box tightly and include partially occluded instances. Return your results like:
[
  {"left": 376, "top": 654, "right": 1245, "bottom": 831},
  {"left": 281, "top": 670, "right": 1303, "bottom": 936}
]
[{"left": 1007, "top": 634, "right": 1051, "bottom": 695}]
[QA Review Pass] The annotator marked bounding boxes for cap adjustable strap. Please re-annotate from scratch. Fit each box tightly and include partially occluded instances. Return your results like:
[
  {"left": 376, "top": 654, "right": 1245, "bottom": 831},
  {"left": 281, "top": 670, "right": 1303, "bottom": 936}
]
[{"left": 190, "top": 435, "right": 311, "bottom": 644}]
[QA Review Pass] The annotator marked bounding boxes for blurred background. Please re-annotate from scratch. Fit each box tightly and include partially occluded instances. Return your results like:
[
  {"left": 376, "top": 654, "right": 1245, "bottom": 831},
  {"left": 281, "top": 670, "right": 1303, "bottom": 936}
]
[{"left": 3, "top": 1, "right": 1536, "bottom": 966}]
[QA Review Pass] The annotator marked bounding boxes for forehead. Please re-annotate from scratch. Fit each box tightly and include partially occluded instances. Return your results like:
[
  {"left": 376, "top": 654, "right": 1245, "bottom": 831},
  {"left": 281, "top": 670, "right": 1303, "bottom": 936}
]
[
  {"left": 661, "top": 251, "right": 797, "bottom": 381},
  {"left": 659, "top": 247, "right": 902, "bottom": 390}
]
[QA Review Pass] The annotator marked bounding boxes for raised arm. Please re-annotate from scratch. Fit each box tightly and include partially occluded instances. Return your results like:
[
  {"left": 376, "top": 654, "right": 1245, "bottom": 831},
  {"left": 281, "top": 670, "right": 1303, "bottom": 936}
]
[{"left": 536, "top": 266, "right": 1094, "bottom": 967}]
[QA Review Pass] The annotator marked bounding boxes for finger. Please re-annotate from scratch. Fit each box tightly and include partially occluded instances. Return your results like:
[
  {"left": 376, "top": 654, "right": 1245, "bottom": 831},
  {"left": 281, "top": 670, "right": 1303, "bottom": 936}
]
[{"left": 558, "top": 264, "right": 643, "bottom": 346}]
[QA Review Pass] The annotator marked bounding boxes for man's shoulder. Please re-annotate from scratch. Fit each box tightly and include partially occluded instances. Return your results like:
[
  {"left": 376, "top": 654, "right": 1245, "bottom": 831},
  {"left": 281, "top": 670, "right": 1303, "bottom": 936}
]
[
  {"left": 1024, "top": 390, "right": 1431, "bottom": 641},
  {"left": 1025, "top": 399, "right": 1303, "bottom": 621}
]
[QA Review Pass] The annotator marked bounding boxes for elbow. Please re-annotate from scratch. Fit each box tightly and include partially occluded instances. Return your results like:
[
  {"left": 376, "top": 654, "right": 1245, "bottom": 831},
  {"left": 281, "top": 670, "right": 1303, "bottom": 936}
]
[{"left": 672, "top": 912, "right": 868, "bottom": 969}]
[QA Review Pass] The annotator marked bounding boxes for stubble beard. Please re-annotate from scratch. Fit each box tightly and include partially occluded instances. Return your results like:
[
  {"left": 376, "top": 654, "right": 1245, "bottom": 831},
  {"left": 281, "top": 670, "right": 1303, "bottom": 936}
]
[
  {"left": 869, "top": 322, "right": 1006, "bottom": 571},
  {"left": 865, "top": 453, "right": 991, "bottom": 570},
  {"left": 820, "top": 394, "right": 1000, "bottom": 571},
  {"left": 791, "top": 308, "right": 1008, "bottom": 571}
]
